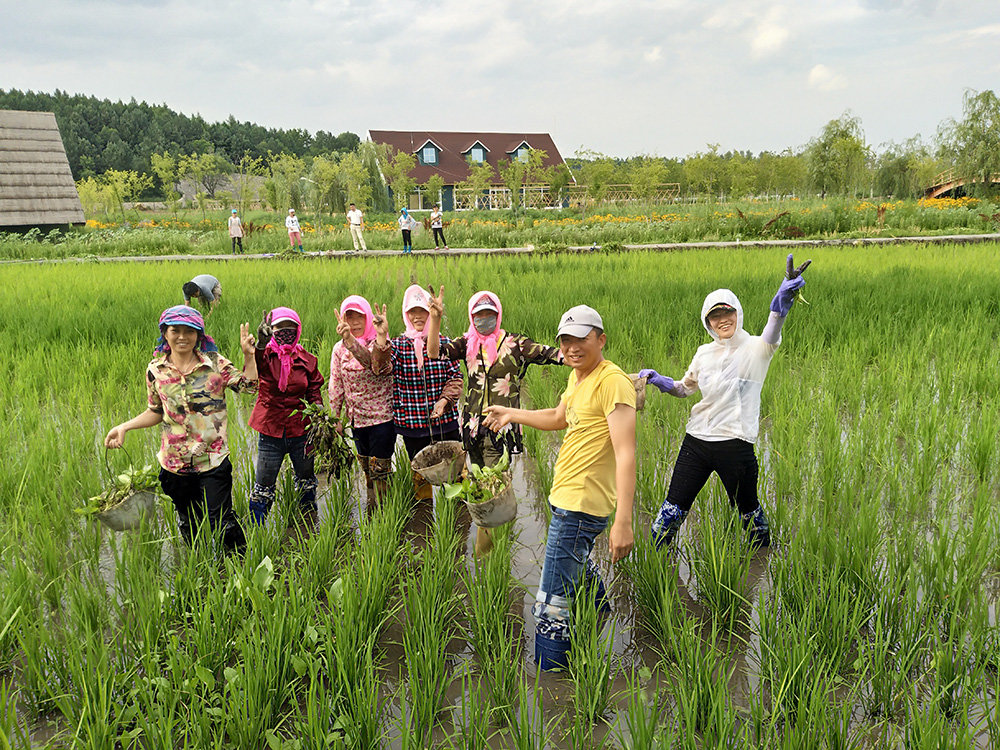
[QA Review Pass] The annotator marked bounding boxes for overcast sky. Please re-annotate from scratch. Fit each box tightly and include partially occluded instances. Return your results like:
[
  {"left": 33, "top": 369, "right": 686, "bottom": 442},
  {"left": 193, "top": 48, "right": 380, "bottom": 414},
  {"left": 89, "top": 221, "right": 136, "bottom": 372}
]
[{"left": 3, "top": 0, "right": 998, "bottom": 159}]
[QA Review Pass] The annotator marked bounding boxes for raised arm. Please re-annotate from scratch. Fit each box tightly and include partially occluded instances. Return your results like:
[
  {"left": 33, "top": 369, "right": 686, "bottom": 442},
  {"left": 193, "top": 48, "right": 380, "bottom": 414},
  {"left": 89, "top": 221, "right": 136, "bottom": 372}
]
[
  {"left": 607, "top": 402, "right": 636, "bottom": 563},
  {"left": 638, "top": 367, "right": 695, "bottom": 398},
  {"left": 763, "top": 253, "right": 810, "bottom": 345},
  {"left": 426, "top": 285, "right": 444, "bottom": 359}
]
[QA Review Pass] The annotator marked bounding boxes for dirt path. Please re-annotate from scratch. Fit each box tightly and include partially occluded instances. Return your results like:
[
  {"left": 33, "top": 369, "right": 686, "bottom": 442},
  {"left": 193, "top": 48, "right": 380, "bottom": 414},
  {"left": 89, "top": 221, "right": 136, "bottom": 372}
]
[{"left": 3, "top": 232, "right": 999, "bottom": 265}]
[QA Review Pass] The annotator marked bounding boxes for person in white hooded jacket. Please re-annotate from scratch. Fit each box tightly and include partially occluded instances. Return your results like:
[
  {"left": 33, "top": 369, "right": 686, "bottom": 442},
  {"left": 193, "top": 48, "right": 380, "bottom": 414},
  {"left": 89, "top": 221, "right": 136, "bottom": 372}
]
[{"left": 639, "top": 254, "right": 811, "bottom": 549}]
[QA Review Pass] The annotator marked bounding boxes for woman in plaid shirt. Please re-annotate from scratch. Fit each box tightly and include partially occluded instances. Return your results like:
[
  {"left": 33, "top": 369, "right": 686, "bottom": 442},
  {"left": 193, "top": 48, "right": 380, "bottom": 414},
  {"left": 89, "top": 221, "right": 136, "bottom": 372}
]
[{"left": 371, "top": 285, "right": 462, "bottom": 503}]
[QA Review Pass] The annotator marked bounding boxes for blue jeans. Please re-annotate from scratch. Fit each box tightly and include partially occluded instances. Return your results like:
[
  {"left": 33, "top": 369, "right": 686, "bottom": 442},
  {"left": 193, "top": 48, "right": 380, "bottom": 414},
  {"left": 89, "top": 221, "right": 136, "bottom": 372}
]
[
  {"left": 533, "top": 505, "right": 610, "bottom": 648},
  {"left": 249, "top": 434, "right": 317, "bottom": 522}
]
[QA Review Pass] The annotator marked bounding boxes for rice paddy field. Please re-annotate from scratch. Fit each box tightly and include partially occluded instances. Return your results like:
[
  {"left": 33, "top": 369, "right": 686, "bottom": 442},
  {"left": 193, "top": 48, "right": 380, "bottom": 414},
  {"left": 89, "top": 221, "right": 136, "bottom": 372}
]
[{"left": 1, "top": 243, "right": 998, "bottom": 748}]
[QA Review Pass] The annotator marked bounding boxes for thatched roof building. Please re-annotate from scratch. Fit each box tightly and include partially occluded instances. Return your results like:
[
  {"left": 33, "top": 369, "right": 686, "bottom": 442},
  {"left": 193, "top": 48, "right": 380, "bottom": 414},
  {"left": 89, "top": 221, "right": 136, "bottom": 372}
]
[{"left": 0, "top": 109, "right": 85, "bottom": 229}]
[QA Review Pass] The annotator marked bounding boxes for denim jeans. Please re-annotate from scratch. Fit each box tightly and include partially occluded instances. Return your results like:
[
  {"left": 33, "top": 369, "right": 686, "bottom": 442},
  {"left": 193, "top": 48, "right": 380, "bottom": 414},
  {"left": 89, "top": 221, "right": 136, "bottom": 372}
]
[
  {"left": 533, "top": 504, "right": 610, "bottom": 646},
  {"left": 249, "top": 433, "right": 317, "bottom": 522}
]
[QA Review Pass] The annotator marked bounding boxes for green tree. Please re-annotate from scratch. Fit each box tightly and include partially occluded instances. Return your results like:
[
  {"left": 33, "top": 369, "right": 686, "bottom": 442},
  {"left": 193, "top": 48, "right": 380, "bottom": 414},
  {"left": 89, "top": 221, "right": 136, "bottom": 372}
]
[
  {"left": 422, "top": 174, "right": 445, "bottom": 208},
  {"left": 805, "top": 112, "right": 871, "bottom": 198},
  {"left": 938, "top": 88, "right": 1000, "bottom": 196},
  {"left": 378, "top": 147, "right": 417, "bottom": 210},
  {"left": 456, "top": 162, "right": 496, "bottom": 210},
  {"left": 683, "top": 145, "right": 725, "bottom": 199},
  {"left": 102, "top": 169, "right": 153, "bottom": 219},
  {"left": 340, "top": 150, "right": 374, "bottom": 211},
  {"left": 150, "top": 151, "right": 181, "bottom": 214}
]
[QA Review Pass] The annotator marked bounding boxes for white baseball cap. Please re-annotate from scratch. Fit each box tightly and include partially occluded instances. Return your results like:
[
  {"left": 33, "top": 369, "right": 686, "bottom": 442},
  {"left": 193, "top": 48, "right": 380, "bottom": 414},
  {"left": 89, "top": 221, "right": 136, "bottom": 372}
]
[
  {"left": 470, "top": 294, "right": 499, "bottom": 315},
  {"left": 557, "top": 305, "right": 604, "bottom": 339}
]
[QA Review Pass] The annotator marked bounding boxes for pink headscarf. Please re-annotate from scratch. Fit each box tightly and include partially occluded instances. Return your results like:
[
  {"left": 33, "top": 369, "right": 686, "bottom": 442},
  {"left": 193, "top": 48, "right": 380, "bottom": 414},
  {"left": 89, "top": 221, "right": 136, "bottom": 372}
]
[
  {"left": 265, "top": 306, "right": 304, "bottom": 391},
  {"left": 402, "top": 284, "right": 431, "bottom": 370},
  {"left": 464, "top": 291, "right": 506, "bottom": 370},
  {"left": 340, "top": 295, "right": 377, "bottom": 345}
]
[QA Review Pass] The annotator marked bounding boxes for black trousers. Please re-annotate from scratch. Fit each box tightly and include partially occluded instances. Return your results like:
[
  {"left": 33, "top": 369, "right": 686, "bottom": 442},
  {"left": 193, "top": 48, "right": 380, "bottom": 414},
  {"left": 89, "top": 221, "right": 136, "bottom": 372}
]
[
  {"left": 231, "top": 236, "right": 243, "bottom": 253},
  {"left": 665, "top": 434, "right": 760, "bottom": 515},
  {"left": 159, "top": 458, "right": 245, "bottom": 551},
  {"left": 401, "top": 229, "right": 412, "bottom": 247},
  {"left": 432, "top": 227, "right": 446, "bottom": 247}
]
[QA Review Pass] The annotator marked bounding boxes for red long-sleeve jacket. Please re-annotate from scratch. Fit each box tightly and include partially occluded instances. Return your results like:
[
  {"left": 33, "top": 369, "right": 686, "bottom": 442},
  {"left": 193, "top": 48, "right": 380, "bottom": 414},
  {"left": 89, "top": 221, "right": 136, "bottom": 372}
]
[{"left": 249, "top": 347, "right": 325, "bottom": 438}]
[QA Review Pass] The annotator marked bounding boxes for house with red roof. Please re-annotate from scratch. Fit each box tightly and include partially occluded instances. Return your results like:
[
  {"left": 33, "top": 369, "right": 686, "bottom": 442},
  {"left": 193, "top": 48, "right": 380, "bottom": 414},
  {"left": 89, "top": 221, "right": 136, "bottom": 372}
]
[{"left": 367, "top": 130, "right": 572, "bottom": 211}]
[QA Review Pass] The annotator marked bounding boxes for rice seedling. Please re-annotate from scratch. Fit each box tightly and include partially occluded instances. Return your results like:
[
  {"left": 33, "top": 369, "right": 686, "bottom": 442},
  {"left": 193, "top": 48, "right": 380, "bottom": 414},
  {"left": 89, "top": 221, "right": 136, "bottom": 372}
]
[
  {"left": 614, "top": 665, "right": 672, "bottom": 749},
  {"left": 687, "top": 487, "right": 753, "bottom": 632},
  {"left": 463, "top": 522, "right": 521, "bottom": 725},
  {"left": 568, "top": 579, "right": 616, "bottom": 725},
  {"left": 4, "top": 242, "right": 1000, "bottom": 744}
]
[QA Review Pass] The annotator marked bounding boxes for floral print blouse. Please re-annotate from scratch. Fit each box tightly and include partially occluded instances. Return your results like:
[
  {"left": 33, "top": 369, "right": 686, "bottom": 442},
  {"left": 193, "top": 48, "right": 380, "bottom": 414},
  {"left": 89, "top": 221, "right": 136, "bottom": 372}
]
[
  {"left": 146, "top": 351, "right": 256, "bottom": 474},
  {"left": 329, "top": 339, "right": 394, "bottom": 428},
  {"left": 436, "top": 333, "right": 562, "bottom": 453}
]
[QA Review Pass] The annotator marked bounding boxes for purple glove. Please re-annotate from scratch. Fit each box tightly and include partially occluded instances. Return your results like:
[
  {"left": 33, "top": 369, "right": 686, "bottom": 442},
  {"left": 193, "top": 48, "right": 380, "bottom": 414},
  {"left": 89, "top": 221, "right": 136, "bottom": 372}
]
[
  {"left": 770, "top": 254, "right": 811, "bottom": 316},
  {"left": 638, "top": 368, "right": 674, "bottom": 394}
]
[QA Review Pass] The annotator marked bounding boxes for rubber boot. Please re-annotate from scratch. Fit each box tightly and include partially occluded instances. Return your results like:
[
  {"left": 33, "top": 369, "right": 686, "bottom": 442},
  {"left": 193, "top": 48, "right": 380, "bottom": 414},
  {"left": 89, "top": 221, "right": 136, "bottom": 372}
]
[
  {"left": 651, "top": 500, "right": 687, "bottom": 549},
  {"left": 412, "top": 470, "right": 434, "bottom": 503},
  {"left": 358, "top": 456, "right": 374, "bottom": 514},
  {"left": 474, "top": 526, "right": 494, "bottom": 558},
  {"left": 741, "top": 506, "right": 771, "bottom": 549},
  {"left": 370, "top": 457, "right": 393, "bottom": 509},
  {"left": 248, "top": 483, "right": 275, "bottom": 525}
]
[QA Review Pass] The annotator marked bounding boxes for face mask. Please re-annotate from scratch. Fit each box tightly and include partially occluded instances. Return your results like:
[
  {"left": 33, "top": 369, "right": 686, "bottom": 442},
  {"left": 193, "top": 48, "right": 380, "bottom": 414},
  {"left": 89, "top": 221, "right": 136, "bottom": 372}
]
[
  {"left": 473, "top": 314, "right": 498, "bottom": 335},
  {"left": 272, "top": 327, "right": 297, "bottom": 346}
]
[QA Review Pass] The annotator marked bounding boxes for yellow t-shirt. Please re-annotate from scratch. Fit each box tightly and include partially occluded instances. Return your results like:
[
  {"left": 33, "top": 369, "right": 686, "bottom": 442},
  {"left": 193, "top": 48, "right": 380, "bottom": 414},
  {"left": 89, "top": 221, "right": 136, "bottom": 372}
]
[{"left": 549, "top": 359, "right": 636, "bottom": 517}]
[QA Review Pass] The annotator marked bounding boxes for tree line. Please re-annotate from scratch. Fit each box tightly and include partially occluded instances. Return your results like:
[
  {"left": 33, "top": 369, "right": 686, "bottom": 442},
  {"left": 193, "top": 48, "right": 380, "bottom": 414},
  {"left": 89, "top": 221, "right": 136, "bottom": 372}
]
[{"left": 0, "top": 88, "right": 359, "bottom": 181}]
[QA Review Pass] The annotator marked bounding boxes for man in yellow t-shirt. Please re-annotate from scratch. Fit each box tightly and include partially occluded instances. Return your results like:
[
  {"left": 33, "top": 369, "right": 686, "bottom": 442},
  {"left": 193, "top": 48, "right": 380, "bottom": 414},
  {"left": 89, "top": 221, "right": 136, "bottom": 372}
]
[{"left": 484, "top": 304, "right": 636, "bottom": 671}]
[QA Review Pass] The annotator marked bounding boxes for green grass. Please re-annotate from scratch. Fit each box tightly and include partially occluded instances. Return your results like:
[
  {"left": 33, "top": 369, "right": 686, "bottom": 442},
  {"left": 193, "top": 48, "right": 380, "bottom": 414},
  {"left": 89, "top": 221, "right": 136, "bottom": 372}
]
[{"left": 1, "top": 242, "right": 999, "bottom": 746}]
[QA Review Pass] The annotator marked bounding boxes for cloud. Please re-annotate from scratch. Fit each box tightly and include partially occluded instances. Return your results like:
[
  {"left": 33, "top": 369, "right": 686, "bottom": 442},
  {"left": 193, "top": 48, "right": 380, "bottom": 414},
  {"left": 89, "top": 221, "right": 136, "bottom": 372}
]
[
  {"left": 808, "top": 64, "right": 847, "bottom": 91},
  {"left": 643, "top": 46, "right": 663, "bottom": 63},
  {"left": 751, "top": 20, "right": 789, "bottom": 58}
]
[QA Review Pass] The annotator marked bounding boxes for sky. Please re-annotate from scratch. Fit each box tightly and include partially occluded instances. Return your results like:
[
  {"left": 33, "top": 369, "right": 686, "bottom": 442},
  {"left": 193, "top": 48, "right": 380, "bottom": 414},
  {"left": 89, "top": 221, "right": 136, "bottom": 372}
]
[{"left": 3, "top": 0, "right": 999, "bottom": 159}]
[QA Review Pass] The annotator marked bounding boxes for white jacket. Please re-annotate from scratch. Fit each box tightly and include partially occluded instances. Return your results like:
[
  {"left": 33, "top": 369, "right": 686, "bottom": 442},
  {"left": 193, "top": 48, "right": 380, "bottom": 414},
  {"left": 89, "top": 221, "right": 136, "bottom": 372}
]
[{"left": 675, "top": 289, "right": 783, "bottom": 444}]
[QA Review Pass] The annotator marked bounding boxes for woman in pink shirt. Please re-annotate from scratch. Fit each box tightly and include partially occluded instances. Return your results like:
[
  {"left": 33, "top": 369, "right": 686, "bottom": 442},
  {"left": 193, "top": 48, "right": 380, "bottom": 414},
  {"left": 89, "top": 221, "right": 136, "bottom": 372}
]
[{"left": 329, "top": 295, "right": 395, "bottom": 512}]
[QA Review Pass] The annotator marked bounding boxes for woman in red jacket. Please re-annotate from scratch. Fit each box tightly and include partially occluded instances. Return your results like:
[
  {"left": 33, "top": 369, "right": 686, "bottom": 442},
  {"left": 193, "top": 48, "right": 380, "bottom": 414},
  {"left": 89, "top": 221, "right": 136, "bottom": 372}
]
[{"left": 248, "top": 306, "right": 325, "bottom": 522}]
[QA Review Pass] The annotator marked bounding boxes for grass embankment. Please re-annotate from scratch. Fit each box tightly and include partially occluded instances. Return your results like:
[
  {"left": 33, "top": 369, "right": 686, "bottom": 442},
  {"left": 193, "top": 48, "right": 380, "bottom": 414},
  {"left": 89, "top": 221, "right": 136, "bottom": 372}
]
[{"left": 1, "top": 196, "right": 998, "bottom": 259}]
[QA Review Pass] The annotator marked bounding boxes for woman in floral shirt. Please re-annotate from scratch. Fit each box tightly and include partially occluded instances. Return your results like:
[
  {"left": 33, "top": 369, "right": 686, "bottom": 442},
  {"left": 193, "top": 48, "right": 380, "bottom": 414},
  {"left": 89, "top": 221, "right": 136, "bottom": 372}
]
[
  {"left": 427, "top": 288, "right": 562, "bottom": 553},
  {"left": 330, "top": 295, "right": 395, "bottom": 513},
  {"left": 105, "top": 305, "right": 257, "bottom": 552}
]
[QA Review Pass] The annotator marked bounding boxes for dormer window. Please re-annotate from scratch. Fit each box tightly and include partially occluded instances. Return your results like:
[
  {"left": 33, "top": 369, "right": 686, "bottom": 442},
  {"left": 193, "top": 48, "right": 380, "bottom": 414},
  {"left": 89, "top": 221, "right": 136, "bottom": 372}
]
[
  {"left": 415, "top": 139, "right": 441, "bottom": 166},
  {"left": 470, "top": 147, "right": 486, "bottom": 164},
  {"left": 508, "top": 141, "right": 531, "bottom": 163}
]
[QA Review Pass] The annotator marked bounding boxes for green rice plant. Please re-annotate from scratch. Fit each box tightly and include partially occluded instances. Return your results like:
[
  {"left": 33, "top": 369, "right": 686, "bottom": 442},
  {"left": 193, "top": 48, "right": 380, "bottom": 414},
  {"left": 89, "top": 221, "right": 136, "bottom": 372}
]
[
  {"left": 622, "top": 528, "right": 683, "bottom": 660},
  {"left": 510, "top": 672, "right": 555, "bottom": 750},
  {"left": 463, "top": 522, "right": 521, "bottom": 725},
  {"left": 402, "top": 488, "right": 463, "bottom": 742},
  {"left": 568, "top": 579, "right": 616, "bottom": 725},
  {"left": 668, "top": 617, "right": 735, "bottom": 738},
  {"left": 687, "top": 488, "right": 753, "bottom": 632},
  {"left": 904, "top": 699, "right": 974, "bottom": 750},
  {"left": 0, "top": 676, "right": 31, "bottom": 750},
  {"left": 443, "top": 669, "right": 495, "bottom": 750},
  {"left": 613, "top": 665, "right": 672, "bottom": 749}
]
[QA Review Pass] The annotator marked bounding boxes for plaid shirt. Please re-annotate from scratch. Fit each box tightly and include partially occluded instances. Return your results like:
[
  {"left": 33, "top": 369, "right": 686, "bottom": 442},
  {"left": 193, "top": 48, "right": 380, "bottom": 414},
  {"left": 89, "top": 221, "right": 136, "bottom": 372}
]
[{"left": 373, "top": 336, "right": 462, "bottom": 436}]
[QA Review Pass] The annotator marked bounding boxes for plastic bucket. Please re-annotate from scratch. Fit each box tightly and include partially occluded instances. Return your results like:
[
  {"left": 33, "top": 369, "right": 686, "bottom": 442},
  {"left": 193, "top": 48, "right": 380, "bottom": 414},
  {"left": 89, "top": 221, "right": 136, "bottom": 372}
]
[
  {"left": 534, "top": 631, "right": 571, "bottom": 672},
  {"left": 411, "top": 440, "right": 467, "bottom": 485},
  {"left": 95, "top": 491, "right": 158, "bottom": 532},
  {"left": 629, "top": 373, "right": 648, "bottom": 411},
  {"left": 466, "top": 478, "right": 516, "bottom": 528}
]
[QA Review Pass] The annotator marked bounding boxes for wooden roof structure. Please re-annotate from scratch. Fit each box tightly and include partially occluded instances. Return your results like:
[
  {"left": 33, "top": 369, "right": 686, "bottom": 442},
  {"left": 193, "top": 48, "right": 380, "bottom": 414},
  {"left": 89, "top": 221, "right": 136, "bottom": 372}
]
[{"left": 0, "top": 109, "right": 85, "bottom": 228}]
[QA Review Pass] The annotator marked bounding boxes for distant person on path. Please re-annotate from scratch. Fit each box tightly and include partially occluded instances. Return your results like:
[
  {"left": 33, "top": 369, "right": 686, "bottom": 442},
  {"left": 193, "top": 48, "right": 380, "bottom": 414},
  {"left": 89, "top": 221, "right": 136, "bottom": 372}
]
[
  {"left": 639, "top": 254, "right": 812, "bottom": 550},
  {"left": 330, "top": 296, "right": 395, "bottom": 513},
  {"left": 398, "top": 208, "right": 417, "bottom": 254},
  {"left": 228, "top": 209, "right": 244, "bottom": 254},
  {"left": 430, "top": 204, "right": 448, "bottom": 250},
  {"left": 247, "top": 307, "right": 325, "bottom": 523},
  {"left": 369, "top": 285, "right": 463, "bottom": 504},
  {"left": 286, "top": 209, "right": 304, "bottom": 252},
  {"left": 346, "top": 202, "right": 367, "bottom": 252},
  {"left": 182, "top": 274, "right": 222, "bottom": 313},
  {"left": 104, "top": 305, "right": 257, "bottom": 552},
  {"left": 483, "top": 304, "right": 636, "bottom": 671},
  {"left": 426, "top": 287, "right": 562, "bottom": 555}
]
